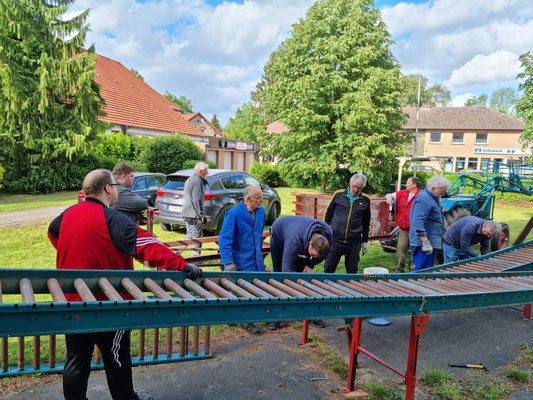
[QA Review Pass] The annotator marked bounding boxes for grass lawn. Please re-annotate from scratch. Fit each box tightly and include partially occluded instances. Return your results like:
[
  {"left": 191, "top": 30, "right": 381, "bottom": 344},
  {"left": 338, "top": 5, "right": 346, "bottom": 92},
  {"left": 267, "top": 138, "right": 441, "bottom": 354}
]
[{"left": 0, "top": 191, "right": 78, "bottom": 213}]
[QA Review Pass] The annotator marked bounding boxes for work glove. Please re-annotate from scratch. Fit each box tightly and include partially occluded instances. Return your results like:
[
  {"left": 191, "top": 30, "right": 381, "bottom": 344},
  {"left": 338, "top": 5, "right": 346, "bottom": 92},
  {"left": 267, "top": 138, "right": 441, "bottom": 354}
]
[
  {"left": 183, "top": 263, "right": 203, "bottom": 279},
  {"left": 225, "top": 263, "right": 237, "bottom": 272},
  {"left": 361, "top": 242, "right": 369, "bottom": 256},
  {"left": 421, "top": 240, "right": 433, "bottom": 255}
]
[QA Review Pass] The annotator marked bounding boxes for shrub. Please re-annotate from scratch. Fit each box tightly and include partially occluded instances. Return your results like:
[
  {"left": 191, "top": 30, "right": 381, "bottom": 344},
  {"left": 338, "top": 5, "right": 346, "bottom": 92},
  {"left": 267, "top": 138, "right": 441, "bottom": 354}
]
[
  {"left": 505, "top": 369, "right": 530, "bottom": 382},
  {"left": 137, "top": 135, "right": 202, "bottom": 174},
  {"left": 182, "top": 160, "right": 217, "bottom": 170},
  {"left": 249, "top": 162, "right": 282, "bottom": 186},
  {"left": 93, "top": 132, "right": 131, "bottom": 160},
  {"left": 129, "top": 135, "right": 151, "bottom": 160},
  {"left": 0, "top": 162, "right": 4, "bottom": 189}
]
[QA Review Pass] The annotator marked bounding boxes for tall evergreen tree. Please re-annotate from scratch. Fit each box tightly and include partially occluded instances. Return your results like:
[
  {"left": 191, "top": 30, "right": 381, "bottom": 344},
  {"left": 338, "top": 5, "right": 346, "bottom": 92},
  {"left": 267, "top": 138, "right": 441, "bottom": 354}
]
[
  {"left": 210, "top": 114, "right": 222, "bottom": 131},
  {"left": 0, "top": 0, "right": 106, "bottom": 193},
  {"left": 257, "top": 0, "right": 408, "bottom": 192}
]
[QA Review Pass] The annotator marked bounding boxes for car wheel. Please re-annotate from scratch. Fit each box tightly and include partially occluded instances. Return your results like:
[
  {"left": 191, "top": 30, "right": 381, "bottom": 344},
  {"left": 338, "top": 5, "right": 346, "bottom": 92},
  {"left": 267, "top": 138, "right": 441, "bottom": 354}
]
[
  {"left": 491, "top": 222, "right": 510, "bottom": 251},
  {"left": 266, "top": 202, "right": 280, "bottom": 225},
  {"left": 160, "top": 223, "right": 173, "bottom": 231}
]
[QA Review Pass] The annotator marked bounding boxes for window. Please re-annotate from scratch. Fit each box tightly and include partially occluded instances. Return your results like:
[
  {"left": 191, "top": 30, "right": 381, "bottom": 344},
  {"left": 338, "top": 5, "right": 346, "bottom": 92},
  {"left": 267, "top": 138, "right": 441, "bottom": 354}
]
[
  {"left": 443, "top": 158, "right": 453, "bottom": 173},
  {"left": 452, "top": 133, "right": 464, "bottom": 144},
  {"left": 493, "top": 158, "right": 504, "bottom": 173},
  {"left": 131, "top": 179, "right": 145, "bottom": 191},
  {"left": 467, "top": 158, "right": 478, "bottom": 170},
  {"left": 455, "top": 157, "right": 465, "bottom": 172},
  {"left": 243, "top": 175, "right": 261, "bottom": 188},
  {"left": 480, "top": 158, "right": 491, "bottom": 170},
  {"left": 429, "top": 132, "right": 441, "bottom": 143},
  {"left": 146, "top": 176, "right": 164, "bottom": 191},
  {"left": 220, "top": 175, "right": 245, "bottom": 189},
  {"left": 475, "top": 133, "right": 488, "bottom": 144}
]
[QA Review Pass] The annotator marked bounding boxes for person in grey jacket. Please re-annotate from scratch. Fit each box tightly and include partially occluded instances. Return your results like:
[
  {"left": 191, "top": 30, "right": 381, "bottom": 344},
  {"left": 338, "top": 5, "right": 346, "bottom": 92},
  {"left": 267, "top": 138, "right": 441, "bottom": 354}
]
[
  {"left": 182, "top": 162, "right": 209, "bottom": 256},
  {"left": 409, "top": 175, "right": 451, "bottom": 271},
  {"left": 111, "top": 163, "right": 148, "bottom": 224}
]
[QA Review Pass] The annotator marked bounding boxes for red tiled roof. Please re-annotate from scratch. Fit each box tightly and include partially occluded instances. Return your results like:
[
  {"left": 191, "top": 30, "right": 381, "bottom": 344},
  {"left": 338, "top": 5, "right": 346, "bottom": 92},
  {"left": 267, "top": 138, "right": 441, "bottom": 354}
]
[
  {"left": 94, "top": 55, "right": 206, "bottom": 136},
  {"left": 403, "top": 106, "right": 524, "bottom": 131},
  {"left": 181, "top": 113, "right": 199, "bottom": 121}
]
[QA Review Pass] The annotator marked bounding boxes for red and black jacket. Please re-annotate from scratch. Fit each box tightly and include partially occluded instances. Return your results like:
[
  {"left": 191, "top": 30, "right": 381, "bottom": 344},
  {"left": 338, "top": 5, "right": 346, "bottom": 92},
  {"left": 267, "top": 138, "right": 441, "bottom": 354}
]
[
  {"left": 394, "top": 188, "right": 421, "bottom": 231},
  {"left": 48, "top": 197, "right": 187, "bottom": 301}
]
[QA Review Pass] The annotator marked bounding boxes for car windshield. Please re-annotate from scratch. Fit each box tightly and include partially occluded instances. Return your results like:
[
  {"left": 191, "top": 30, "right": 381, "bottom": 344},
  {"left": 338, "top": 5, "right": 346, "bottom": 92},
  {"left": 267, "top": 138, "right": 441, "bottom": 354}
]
[{"left": 162, "top": 176, "right": 189, "bottom": 190}]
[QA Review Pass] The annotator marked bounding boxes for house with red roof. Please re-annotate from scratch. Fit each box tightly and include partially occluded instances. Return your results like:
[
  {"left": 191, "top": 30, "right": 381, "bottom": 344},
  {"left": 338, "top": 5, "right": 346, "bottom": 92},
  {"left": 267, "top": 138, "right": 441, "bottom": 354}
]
[
  {"left": 94, "top": 54, "right": 206, "bottom": 143},
  {"left": 181, "top": 112, "right": 222, "bottom": 137}
]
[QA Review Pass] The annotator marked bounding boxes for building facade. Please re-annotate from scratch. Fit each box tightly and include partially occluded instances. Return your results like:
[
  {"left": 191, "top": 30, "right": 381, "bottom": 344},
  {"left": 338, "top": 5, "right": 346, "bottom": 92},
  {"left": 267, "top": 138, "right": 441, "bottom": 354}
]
[{"left": 403, "top": 106, "right": 527, "bottom": 172}]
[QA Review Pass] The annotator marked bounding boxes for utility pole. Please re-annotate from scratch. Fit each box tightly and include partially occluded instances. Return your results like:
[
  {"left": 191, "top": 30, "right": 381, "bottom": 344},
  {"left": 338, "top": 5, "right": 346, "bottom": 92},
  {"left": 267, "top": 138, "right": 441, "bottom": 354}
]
[{"left": 414, "top": 73, "right": 421, "bottom": 177}]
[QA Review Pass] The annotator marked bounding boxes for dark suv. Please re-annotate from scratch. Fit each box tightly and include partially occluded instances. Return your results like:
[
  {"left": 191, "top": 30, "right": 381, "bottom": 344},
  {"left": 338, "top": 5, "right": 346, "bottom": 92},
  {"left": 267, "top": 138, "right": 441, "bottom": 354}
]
[{"left": 153, "top": 169, "right": 281, "bottom": 234}]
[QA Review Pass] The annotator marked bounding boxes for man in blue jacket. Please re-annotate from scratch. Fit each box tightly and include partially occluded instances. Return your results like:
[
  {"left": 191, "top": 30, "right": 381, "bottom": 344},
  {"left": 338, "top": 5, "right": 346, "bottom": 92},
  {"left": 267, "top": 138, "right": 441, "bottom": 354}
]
[
  {"left": 219, "top": 185, "right": 266, "bottom": 334},
  {"left": 409, "top": 176, "right": 451, "bottom": 271},
  {"left": 270, "top": 215, "right": 332, "bottom": 329},
  {"left": 443, "top": 216, "right": 499, "bottom": 263}
]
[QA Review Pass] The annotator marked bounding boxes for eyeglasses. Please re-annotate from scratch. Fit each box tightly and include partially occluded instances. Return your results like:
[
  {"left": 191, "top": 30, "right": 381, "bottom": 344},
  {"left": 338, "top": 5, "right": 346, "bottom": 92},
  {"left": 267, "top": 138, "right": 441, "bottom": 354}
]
[
  {"left": 350, "top": 185, "right": 364, "bottom": 190},
  {"left": 108, "top": 183, "right": 120, "bottom": 187}
]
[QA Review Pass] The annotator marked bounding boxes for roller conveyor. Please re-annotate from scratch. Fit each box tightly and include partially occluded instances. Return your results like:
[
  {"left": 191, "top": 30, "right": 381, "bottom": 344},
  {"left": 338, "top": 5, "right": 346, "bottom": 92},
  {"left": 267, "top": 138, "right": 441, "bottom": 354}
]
[
  {"left": 424, "top": 238, "right": 533, "bottom": 273},
  {"left": 1, "top": 268, "right": 533, "bottom": 338}
]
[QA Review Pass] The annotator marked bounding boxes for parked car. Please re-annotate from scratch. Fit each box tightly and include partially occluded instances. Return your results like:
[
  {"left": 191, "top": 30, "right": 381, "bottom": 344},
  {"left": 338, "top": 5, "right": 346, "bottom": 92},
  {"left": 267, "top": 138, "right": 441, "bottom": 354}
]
[
  {"left": 408, "top": 163, "right": 437, "bottom": 172},
  {"left": 154, "top": 169, "right": 282, "bottom": 234},
  {"left": 78, "top": 172, "right": 166, "bottom": 207},
  {"left": 460, "top": 169, "right": 487, "bottom": 178}
]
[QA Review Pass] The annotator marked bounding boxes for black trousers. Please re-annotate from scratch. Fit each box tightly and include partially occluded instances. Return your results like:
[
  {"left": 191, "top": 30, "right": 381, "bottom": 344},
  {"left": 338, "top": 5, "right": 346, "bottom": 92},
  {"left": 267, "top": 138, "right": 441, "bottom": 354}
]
[
  {"left": 324, "top": 240, "right": 361, "bottom": 274},
  {"left": 63, "top": 330, "right": 138, "bottom": 400}
]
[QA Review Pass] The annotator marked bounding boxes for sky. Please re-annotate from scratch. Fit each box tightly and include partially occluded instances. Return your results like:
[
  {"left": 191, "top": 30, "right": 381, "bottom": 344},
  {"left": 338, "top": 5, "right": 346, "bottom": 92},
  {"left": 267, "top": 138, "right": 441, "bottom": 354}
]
[{"left": 66, "top": 0, "right": 533, "bottom": 126}]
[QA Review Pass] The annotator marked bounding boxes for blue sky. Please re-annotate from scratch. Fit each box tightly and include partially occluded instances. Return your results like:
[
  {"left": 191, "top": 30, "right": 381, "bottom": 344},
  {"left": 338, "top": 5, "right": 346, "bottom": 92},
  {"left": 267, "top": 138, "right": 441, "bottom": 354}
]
[{"left": 67, "top": 0, "right": 533, "bottom": 125}]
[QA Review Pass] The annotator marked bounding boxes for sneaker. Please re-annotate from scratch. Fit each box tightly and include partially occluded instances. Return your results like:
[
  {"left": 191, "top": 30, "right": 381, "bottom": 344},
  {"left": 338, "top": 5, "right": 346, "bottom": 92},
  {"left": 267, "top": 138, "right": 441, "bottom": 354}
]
[
  {"left": 310, "top": 319, "right": 326, "bottom": 328},
  {"left": 266, "top": 322, "right": 280, "bottom": 330},
  {"left": 240, "top": 323, "right": 260, "bottom": 335}
]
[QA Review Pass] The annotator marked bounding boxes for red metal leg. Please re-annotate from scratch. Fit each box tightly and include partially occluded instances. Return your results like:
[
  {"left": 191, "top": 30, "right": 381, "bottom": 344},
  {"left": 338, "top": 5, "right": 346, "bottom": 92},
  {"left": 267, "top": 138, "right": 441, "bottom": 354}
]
[
  {"left": 342, "top": 317, "right": 363, "bottom": 393},
  {"left": 524, "top": 304, "right": 531, "bottom": 320},
  {"left": 405, "top": 315, "right": 429, "bottom": 400},
  {"left": 299, "top": 320, "right": 310, "bottom": 345}
]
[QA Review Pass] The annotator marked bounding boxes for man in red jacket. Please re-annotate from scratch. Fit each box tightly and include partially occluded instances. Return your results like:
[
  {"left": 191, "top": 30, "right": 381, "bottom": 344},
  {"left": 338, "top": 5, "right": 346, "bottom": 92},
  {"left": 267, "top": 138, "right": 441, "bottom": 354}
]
[
  {"left": 385, "top": 176, "right": 421, "bottom": 273},
  {"left": 48, "top": 169, "right": 202, "bottom": 400}
]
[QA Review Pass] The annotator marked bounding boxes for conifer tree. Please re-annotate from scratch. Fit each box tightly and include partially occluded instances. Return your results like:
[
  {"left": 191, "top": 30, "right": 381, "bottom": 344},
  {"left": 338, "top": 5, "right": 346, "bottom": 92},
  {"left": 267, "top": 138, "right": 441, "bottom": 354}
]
[{"left": 0, "top": 0, "right": 106, "bottom": 192}]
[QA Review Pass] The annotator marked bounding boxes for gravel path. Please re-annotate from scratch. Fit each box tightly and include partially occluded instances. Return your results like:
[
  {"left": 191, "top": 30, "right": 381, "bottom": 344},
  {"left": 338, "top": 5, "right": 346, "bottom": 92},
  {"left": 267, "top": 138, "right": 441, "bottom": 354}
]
[{"left": 0, "top": 205, "right": 71, "bottom": 228}]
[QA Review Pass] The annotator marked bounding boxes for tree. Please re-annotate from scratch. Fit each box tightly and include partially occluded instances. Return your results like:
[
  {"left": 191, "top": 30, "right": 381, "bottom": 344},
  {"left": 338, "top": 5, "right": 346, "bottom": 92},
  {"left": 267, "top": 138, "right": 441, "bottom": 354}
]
[
  {"left": 164, "top": 91, "right": 194, "bottom": 113},
  {"left": 225, "top": 101, "right": 266, "bottom": 143},
  {"left": 0, "top": 0, "right": 107, "bottom": 193},
  {"left": 256, "top": 0, "right": 409, "bottom": 192},
  {"left": 130, "top": 67, "right": 144, "bottom": 81},
  {"left": 516, "top": 52, "right": 533, "bottom": 147},
  {"left": 465, "top": 94, "right": 488, "bottom": 107},
  {"left": 210, "top": 114, "right": 222, "bottom": 131},
  {"left": 489, "top": 87, "right": 517, "bottom": 115},
  {"left": 398, "top": 74, "right": 451, "bottom": 107}
]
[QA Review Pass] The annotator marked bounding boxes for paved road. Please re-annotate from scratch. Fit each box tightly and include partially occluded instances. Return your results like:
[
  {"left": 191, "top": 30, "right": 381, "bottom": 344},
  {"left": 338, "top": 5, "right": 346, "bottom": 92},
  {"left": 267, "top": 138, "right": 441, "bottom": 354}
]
[{"left": 0, "top": 205, "right": 70, "bottom": 228}]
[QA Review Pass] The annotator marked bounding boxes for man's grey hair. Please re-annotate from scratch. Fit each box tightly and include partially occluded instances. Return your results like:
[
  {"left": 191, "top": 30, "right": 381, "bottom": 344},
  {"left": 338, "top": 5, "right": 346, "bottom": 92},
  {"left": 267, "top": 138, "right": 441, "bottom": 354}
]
[
  {"left": 243, "top": 185, "right": 256, "bottom": 201},
  {"left": 193, "top": 162, "right": 209, "bottom": 173},
  {"left": 426, "top": 175, "right": 451, "bottom": 190},
  {"left": 350, "top": 173, "right": 367, "bottom": 187},
  {"left": 483, "top": 220, "right": 501, "bottom": 236}
]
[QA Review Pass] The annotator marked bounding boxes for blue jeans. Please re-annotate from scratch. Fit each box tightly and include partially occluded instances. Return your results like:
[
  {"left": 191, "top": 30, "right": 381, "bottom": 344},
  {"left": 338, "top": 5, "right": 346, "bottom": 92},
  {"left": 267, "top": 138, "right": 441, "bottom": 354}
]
[
  {"left": 443, "top": 243, "right": 471, "bottom": 264},
  {"left": 412, "top": 246, "right": 437, "bottom": 271}
]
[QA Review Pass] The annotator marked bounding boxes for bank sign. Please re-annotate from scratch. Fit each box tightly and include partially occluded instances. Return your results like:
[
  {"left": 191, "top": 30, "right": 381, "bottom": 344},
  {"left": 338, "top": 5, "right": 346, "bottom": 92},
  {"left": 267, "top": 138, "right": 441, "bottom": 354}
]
[{"left": 474, "top": 148, "right": 531, "bottom": 155}]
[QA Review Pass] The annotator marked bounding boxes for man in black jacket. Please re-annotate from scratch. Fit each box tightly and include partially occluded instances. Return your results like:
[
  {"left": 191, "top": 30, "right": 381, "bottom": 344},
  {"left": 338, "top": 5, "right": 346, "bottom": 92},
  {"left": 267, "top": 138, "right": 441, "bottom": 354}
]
[
  {"left": 112, "top": 163, "right": 148, "bottom": 224},
  {"left": 324, "top": 173, "right": 371, "bottom": 273}
]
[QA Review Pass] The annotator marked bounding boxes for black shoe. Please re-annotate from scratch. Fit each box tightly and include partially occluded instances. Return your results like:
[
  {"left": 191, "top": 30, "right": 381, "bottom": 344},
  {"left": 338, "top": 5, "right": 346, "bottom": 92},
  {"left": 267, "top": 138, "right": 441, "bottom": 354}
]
[
  {"left": 240, "top": 323, "right": 260, "bottom": 334},
  {"left": 310, "top": 319, "right": 326, "bottom": 328},
  {"left": 266, "top": 322, "right": 280, "bottom": 330}
]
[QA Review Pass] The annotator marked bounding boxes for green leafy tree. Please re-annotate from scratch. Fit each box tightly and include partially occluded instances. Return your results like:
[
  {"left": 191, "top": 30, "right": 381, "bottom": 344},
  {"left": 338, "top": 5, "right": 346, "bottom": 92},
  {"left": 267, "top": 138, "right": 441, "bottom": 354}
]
[
  {"left": 516, "top": 52, "right": 533, "bottom": 147},
  {"left": 130, "top": 67, "right": 144, "bottom": 81},
  {"left": 225, "top": 101, "right": 266, "bottom": 143},
  {"left": 489, "top": 87, "right": 517, "bottom": 115},
  {"left": 93, "top": 132, "right": 131, "bottom": 160},
  {"left": 0, "top": 0, "right": 106, "bottom": 193},
  {"left": 138, "top": 135, "right": 202, "bottom": 174},
  {"left": 164, "top": 91, "right": 194, "bottom": 113},
  {"left": 256, "top": 0, "right": 408, "bottom": 192},
  {"left": 210, "top": 114, "right": 222, "bottom": 131},
  {"left": 0, "top": 162, "right": 4, "bottom": 189},
  {"left": 399, "top": 74, "right": 451, "bottom": 107},
  {"left": 465, "top": 94, "right": 488, "bottom": 107}
]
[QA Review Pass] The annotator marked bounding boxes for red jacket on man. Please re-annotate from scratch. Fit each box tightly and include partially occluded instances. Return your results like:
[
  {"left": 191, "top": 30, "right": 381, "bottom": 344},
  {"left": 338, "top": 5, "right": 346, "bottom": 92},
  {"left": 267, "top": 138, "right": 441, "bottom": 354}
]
[
  {"left": 394, "top": 188, "right": 421, "bottom": 231},
  {"left": 48, "top": 198, "right": 187, "bottom": 301}
]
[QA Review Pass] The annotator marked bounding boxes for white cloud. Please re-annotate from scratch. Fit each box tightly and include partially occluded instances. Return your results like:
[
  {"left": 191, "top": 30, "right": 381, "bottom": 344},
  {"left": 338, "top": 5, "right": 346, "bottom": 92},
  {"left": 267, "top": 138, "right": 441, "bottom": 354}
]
[
  {"left": 445, "top": 50, "right": 522, "bottom": 90},
  {"left": 451, "top": 93, "right": 475, "bottom": 107}
]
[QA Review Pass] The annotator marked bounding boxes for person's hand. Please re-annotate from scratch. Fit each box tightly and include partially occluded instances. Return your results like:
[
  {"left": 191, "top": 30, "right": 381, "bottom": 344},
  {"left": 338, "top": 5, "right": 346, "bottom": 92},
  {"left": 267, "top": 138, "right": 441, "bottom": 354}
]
[
  {"left": 361, "top": 242, "right": 369, "bottom": 256},
  {"left": 385, "top": 194, "right": 393, "bottom": 205},
  {"left": 421, "top": 240, "right": 433, "bottom": 255},
  {"left": 303, "top": 266, "right": 313, "bottom": 273},
  {"left": 225, "top": 263, "right": 237, "bottom": 272},
  {"left": 183, "top": 263, "right": 203, "bottom": 279}
]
